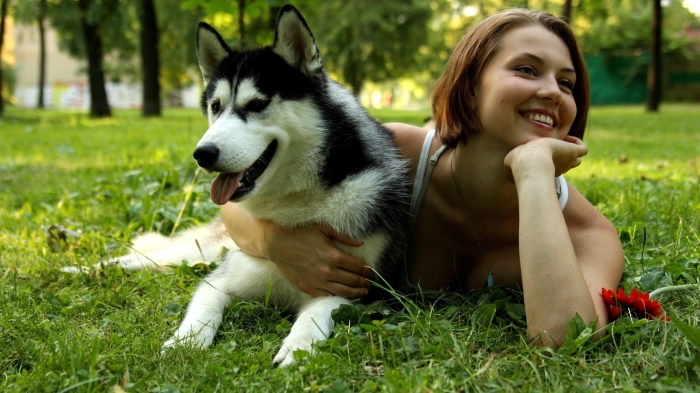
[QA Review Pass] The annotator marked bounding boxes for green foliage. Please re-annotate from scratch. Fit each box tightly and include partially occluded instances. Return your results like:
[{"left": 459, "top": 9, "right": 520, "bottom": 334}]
[
  {"left": 182, "top": 0, "right": 433, "bottom": 95},
  {"left": 312, "top": 0, "right": 432, "bottom": 95},
  {"left": 50, "top": 0, "right": 138, "bottom": 78},
  {"left": 18, "top": 0, "right": 700, "bottom": 105},
  {"left": 1, "top": 106, "right": 700, "bottom": 390},
  {"left": 154, "top": 0, "right": 204, "bottom": 101},
  {"left": 182, "top": 0, "right": 288, "bottom": 49},
  {"left": 11, "top": 0, "right": 45, "bottom": 25},
  {"left": 671, "top": 312, "right": 700, "bottom": 350},
  {"left": 572, "top": 0, "right": 699, "bottom": 56}
]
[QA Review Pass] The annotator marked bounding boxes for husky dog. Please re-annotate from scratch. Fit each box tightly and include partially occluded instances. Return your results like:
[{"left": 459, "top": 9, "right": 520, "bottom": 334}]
[{"left": 65, "top": 5, "right": 410, "bottom": 367}]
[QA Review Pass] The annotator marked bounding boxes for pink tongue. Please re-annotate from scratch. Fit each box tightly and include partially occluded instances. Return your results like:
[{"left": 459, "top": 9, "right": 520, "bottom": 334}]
[{"left": 210, "top": 172, "right": 244, "bottom": 205}]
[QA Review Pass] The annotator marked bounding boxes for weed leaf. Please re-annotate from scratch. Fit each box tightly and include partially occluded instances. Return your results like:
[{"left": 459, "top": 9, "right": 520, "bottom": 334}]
[
  {"left": 471, "top": 303, "right": 496, "bottom": 329},
  {"left": 639, "top": 267, "right": 671, "bottom": 292},
  {"left": 670, "top": 313, "right": 700, "bottom": 350}
]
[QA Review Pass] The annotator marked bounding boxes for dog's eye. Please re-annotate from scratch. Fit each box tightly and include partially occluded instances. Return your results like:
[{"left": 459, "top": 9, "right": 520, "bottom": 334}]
[
  {"left": 246, "top": 99, "right": 270, "bottom": 113},
  {"left": 211, "top": 100, "right": 221, "bottom": 115}
]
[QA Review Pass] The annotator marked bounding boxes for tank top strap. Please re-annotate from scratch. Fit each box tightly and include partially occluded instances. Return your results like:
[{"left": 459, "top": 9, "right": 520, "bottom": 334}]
[{"left": 409, "top": 130, "right": 447, "bottom": 231}]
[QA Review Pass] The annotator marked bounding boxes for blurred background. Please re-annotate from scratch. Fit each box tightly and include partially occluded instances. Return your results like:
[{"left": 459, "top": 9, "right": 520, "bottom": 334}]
[{"left": 0, "top": 0, "right": 699, "bottom": 117}]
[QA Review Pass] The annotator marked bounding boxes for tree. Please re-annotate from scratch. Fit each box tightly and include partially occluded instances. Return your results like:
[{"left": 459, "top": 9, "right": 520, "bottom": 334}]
[
  {"left": 0, "top": 0, "right": 9, "bottom": 115},
  {"left": 646, "top": 0, "right": 661, "bottom": 112},
  {"left": 36, "top": 0, "right": 47, "bottom": 108},
  {"left": 50, "top": 0, "right": 137, "bottom": 117},
  {"left": 140, "top": 0, "right": 161, "bottom": 116},
  {"left": 76, "top": 0, "right": 111, "bottom": 117},
  {"left": 562, "top": 0, "right": 573, "bottom": 21},
  {"left": 13, "top": 0, "right": 48, "bottom": 108},
  {"left": 313, "top": 0, "right": 432, "bottom": 96}
]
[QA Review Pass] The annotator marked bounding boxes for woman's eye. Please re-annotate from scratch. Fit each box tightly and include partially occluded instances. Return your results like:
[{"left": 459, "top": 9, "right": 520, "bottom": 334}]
[
  {"left": 246, "top": 99, "right": 270, "bottom": 113},
  {"left": 211, "top": 101, "right": 221, "bottom": 115},
  {"left": 558, "top": 79, "right": 575, "bottom": 91},
  {"left": 515, "top": 65, "right": 536, "bottom": 76}
]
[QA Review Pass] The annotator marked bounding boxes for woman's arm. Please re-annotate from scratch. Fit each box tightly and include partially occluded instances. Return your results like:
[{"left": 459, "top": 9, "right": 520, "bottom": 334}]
[
  {"left": 505, "top": 137, "right": 623, "bottom": 347},
  {"left": 220, "top": 203, "right": 372, "bottom": 298}
]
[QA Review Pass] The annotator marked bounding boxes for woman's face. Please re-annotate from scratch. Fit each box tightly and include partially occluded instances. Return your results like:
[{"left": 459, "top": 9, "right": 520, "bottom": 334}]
[{"left": 474, "top": 24, "right": 577, "bottom": 148}]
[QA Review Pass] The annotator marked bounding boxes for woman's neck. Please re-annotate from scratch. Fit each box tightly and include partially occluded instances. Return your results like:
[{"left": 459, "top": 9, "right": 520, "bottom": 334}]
[{"left": 440, "top": 134, "right": 520, "bottom": 218}]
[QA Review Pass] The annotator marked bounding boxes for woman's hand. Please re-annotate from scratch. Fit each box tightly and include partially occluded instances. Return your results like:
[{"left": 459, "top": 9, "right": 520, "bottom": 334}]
[
  {"left": 264, "top": 223, "right": 372, "bottom": 298},
  {"left": 221, "top": 203, "right": 371, "bottom": 299},
  {"left": 504, "top": 136, "right": 588, "bottom": 180}
]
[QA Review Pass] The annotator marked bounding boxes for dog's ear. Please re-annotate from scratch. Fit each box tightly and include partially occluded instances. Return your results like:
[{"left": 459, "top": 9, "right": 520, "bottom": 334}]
[
  {"left": 272, "top": 5, "right": 323, "bottom": 78},
  {"left": 196, "top": 22, "right": 231, "bottom": 85}
]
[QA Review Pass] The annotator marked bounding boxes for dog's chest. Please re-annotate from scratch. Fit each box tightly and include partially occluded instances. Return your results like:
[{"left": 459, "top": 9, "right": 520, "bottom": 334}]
[{"left": 243, "top": 169, "right": 390, "bottom": 236}]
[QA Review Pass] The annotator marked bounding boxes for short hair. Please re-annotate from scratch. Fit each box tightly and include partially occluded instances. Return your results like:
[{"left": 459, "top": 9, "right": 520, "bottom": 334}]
[{"left": 432, "top": 9, "right": 590, "bottom": 147}]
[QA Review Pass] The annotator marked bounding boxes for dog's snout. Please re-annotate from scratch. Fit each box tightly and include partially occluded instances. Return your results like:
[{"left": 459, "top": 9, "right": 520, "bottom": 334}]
[{"left": 193, "top": 144, "right": 220, "bottom": 169}]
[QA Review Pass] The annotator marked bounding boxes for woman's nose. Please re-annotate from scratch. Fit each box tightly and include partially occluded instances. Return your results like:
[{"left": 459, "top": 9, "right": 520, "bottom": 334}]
[{"left": 537, "top": 75, "right": 563, "bottom": 104}]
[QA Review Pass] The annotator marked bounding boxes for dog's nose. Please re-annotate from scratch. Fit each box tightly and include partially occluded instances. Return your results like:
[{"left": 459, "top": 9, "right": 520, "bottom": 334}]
[{"left": 193, "top": 144, "right": 220, "bottom": 169}]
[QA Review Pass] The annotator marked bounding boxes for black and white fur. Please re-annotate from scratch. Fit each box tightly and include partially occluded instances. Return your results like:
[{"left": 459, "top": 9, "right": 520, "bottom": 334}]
[{"left": 64, "top": 5, "right": 410, "bottom": 367}]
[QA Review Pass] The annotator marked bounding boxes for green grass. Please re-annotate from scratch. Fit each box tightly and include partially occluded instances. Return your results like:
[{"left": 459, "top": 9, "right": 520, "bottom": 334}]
[{"left": 0, "top": 105, "right": 699, "bottom": 392}]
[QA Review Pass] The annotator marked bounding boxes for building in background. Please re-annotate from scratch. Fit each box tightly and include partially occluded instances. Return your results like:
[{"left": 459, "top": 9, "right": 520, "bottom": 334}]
[{"left": 11, "top": 21, "right": 199, "bottom": 110}]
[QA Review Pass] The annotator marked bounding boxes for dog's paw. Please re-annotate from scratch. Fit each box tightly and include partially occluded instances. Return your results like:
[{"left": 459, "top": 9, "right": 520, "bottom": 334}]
[
  {"left": 272, "top": 336, "right": 315, "bottom": 367},
  {"left": 59, "top": 266, "right": 89, "bottom": 274},
  {"left": 161, "top": 336, "right": 203, "bottom": 355},
  {"left": 161, "top": 329, "right": 214, "bottom": 353}
]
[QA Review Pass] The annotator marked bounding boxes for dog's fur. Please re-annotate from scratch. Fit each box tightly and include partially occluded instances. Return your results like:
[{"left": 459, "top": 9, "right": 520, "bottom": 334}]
[{"left": 63, "top": 5, "right": 410, "bottom": 367}]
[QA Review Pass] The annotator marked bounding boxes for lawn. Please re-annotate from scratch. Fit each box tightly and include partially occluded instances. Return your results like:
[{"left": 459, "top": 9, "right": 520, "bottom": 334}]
[{"left": 0, "top": 105, "right": 699, "bottom": 392}]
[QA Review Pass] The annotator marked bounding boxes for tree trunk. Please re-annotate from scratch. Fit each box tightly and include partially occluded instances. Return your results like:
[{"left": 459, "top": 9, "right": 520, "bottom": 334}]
[
  {"left": 646, "top": 0, "right": 662, "bottom": 112},
  {"left": 347, "top": 51, "right": 364, "bottom": 97},
  {"left": 37, "top": 0, "right": 47, "bottom": 109},
  {"left": 140, "top": 0, "right": 161, "bottom": 117},
  {"left": 238, "top": 0, "right": 245, "bottom": 49},
  {"left": 562, "top": 0, "right": 573, "bottom": 22},
  {"left": 78, "top": 0, "right": 111, "bottom": 118},
  {"left": 0, "top": 0, "right": 10, "bottom": 116}
]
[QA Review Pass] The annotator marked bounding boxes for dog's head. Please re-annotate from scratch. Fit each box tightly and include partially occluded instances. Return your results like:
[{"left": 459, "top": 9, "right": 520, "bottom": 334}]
[{"left": 193, "top": 5, "right": 325, "bottom": 205}]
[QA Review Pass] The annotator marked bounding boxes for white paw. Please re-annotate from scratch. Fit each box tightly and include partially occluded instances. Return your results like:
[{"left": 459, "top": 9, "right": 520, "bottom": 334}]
[
  {"left": 161, "top": 328, "right": 215, "bottom": 353},
  {"left": 272, "top": 334, "right": 317, "bottom": 367},
  {"left": 59, "top": 266, "right": 88, "bottom": 273}
]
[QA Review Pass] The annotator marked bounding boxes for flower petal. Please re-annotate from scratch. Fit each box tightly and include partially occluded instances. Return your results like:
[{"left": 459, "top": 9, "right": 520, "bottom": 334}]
[
  {"left": 602, "top": 288, "right": 616, "bottom": 305},
  {"left": 610, "top": 305, "right": 622, "bottom": 319}
]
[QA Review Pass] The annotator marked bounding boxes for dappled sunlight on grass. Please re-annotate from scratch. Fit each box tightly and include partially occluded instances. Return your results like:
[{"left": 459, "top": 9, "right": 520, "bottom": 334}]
[{"left": 569, "top": 159, "right": 700, "bottom": 181}]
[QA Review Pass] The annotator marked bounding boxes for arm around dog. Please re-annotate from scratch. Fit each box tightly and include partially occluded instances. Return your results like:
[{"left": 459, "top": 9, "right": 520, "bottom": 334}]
[{"left": 220, "top": 203, "right": 372, "bottom": 298}]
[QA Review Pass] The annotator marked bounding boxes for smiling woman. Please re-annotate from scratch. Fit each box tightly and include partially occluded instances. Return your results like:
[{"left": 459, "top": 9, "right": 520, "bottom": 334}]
[{"left": 471, "top": 25, "right": 577, "bottom": 147}]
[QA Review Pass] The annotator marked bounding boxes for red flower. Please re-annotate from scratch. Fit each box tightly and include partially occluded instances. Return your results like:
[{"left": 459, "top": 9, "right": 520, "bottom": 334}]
[{"left": 601, "top": 287, "right": 669, "bottom": 321}]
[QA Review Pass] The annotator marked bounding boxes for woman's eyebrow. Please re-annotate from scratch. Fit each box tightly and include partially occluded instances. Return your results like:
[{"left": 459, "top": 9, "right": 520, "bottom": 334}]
[{"left": 515, "top": 52, "right": 576, "bottom": 74}]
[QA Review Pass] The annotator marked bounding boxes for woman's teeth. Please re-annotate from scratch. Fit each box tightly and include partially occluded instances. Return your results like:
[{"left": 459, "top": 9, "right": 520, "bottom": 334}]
[{"left": 525, "top": 113, "right": 553, "bottom": 126}]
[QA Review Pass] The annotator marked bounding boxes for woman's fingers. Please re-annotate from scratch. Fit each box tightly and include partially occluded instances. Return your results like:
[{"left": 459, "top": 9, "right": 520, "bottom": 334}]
[
  {"left": 564, "top": 135, "right": 588, "bottom": 156},
  {"left": 333, "top": 252, "right": 373, "bottom": 278},
  {"left": 319, "top": 224, "right": 364, "bottom": 247},
  {"left": 319, "top": 282, "right": 368, "bottom": 299}
]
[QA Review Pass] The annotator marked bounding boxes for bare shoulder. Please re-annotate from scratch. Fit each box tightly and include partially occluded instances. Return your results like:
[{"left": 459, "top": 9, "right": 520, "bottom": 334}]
[
  {"left": 564, "top": 183, "right": 624, "bottom": 284},
  {"left": 384, "top": 122, "right": 430, "bottom": 178},
  {"left": 563, "top": 184, "right": 617, "bottom": 234}
]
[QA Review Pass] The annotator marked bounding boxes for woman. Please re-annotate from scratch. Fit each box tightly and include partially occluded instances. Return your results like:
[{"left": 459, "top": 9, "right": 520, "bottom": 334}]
[{"left": 221, "top": 9, "right": 624, "bottom": 348}]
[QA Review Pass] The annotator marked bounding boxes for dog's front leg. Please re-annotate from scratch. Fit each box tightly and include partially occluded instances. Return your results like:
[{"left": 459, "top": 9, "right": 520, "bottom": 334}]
[
  {"left": 162, "top": 251, "right": 288, "bottom": 351},
  {"left": 273, "top": 296, "right": 350, "bottom": 367},
  {"left": 162, "top": 272, "right": 233, "bottom": 350}
]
